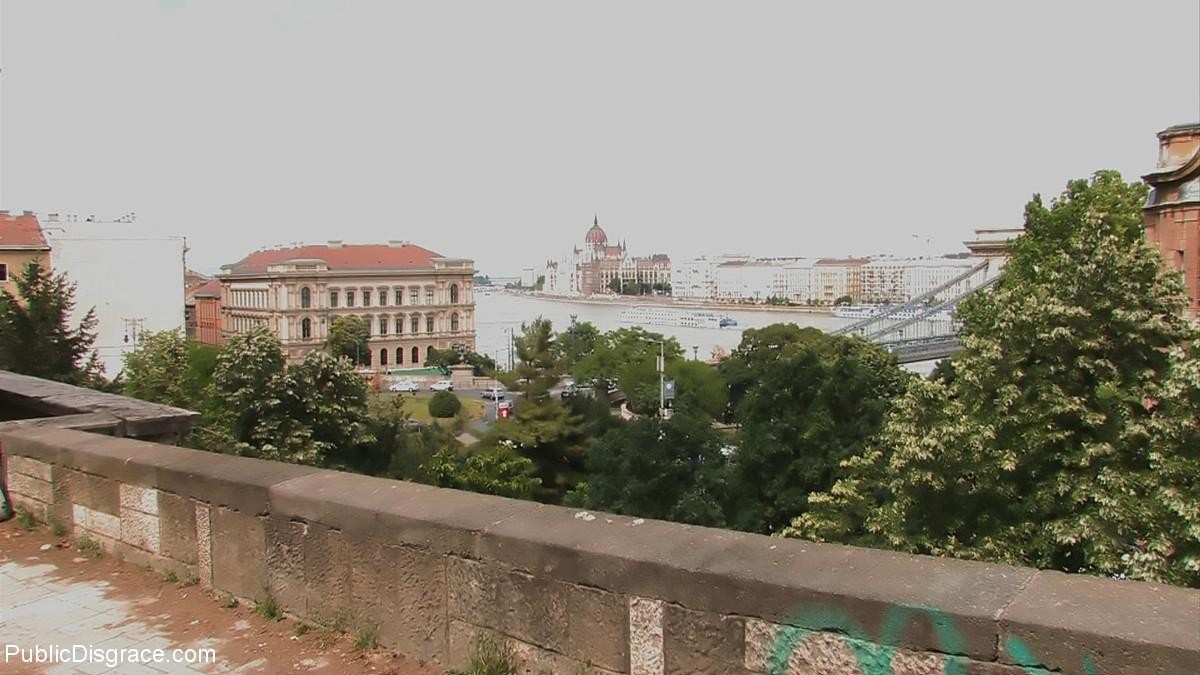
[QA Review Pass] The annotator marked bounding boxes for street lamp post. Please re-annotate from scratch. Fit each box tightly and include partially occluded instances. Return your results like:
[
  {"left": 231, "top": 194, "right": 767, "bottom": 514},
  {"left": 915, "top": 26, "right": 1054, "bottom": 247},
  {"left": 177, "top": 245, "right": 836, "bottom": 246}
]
[
  {"left": 658, "top": 340, "right": 665, "bottom": 417},
  {"left": 692, "top": 344, "right": 699, "bottom": 361},
  {"left": 569, "top": 314, "right": 578, "bottom": 383}
]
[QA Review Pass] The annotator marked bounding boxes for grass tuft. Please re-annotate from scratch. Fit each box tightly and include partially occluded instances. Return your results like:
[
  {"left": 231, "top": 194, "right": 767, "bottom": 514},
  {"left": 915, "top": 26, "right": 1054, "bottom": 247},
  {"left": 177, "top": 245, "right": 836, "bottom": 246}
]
[
  {"left": 76, "top": 534, "right": 103, "bottom": 559},
  {"left": 254, "top": 593, "right": 280, "bottom": 621},
  {"left": 161, "top": 568, "right": 178, "bottom": 583},
  {"left": 447, "top": 634, "right": 517, "bottom": 675},
  {"left": 16, "top": 506, "right": 37, "bottom": 531},
  {"left": 48, "top": 518, "right": 67, "bottom": 537},
  {"left": 353, "top": 623, "right": 379, "bottom": 651},
  {"left": 293, "top": 622, "right": 311, "bottom": 637}
]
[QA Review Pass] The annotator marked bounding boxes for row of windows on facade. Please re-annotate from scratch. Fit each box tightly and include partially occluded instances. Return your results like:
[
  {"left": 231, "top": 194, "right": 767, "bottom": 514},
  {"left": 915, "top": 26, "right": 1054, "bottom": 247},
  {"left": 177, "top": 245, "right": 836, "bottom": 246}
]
[
  {"left": 305, "top": 284, "right": 462, "bottom": 310},
  {"left": 358, "top": 345, "right": 436, "bottom": 367},
  {"left": 298, "top": 313, "right": 463, "bottom": 340}
]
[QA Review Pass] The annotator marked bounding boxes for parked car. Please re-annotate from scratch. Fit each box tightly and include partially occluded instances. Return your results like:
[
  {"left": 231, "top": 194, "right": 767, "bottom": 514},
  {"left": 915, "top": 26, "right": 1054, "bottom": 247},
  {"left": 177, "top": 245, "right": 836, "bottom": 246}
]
[
  {"left": 388, "top": 379, "right": 419, "bottom": 394},
  {"left": 429, "top": 380, "right": 454, "bottom": 392},
  {"left": 560, "top": 382, "right": 579, "bottom": 399},
  {"left": 481, "top": 386, "right": 507, "bottom": 400}
]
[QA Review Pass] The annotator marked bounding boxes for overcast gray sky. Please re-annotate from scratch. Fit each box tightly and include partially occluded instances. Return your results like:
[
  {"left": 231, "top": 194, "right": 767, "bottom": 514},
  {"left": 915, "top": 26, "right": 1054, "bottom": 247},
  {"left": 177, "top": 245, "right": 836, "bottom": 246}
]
[{"left": 2, "top": 1, "right": 1198, "bottom": 276}]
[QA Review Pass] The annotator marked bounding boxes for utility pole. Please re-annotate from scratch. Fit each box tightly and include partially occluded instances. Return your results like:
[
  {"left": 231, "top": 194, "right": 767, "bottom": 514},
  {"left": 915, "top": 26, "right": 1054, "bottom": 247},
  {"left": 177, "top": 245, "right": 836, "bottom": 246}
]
[
  {"left": 122, "top": 317, "right": 146, "bottom": 345},
  {"left": 569, "top": 314, "right": 578, "bottom": 383},
  {"left": 507, "top": 328, "right": 514, "bottom": 371}
]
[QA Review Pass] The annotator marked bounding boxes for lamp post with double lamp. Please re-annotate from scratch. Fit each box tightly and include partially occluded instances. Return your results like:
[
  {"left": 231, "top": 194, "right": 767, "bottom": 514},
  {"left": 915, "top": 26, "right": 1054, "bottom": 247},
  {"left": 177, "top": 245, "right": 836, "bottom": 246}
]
[{"left": 692, "top": 344, "right": 699, "bottom": 361}]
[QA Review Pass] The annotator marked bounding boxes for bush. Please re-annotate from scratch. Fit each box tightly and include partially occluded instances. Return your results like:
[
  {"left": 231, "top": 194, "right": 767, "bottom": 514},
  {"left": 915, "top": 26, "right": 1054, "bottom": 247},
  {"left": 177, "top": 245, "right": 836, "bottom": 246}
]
[{"left": 428, "top": 391, "right": 462, "bottom": 418}]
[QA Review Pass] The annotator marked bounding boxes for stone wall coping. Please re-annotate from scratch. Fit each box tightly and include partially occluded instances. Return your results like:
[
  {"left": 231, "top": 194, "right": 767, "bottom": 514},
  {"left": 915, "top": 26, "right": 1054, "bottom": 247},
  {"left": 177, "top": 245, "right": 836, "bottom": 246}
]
[
  {"left": 3, "top": 425, "right": 1198, "bottom": 672},
  {"left": 0, "top": 369, "right": 198, "bottom": 438}
]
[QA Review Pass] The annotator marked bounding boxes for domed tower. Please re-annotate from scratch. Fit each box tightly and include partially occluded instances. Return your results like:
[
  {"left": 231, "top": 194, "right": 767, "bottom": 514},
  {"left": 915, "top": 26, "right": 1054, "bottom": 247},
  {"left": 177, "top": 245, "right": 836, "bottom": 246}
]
[{"left": 584, "top": 214, "right": 608, "bottom": 260}]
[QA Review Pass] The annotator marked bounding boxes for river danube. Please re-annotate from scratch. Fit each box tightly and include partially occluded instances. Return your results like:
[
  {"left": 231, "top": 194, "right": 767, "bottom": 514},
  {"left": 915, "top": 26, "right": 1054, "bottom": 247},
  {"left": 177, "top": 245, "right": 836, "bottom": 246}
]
[{"left": 473, "top": 292, "right": 858, "bottom": 365}]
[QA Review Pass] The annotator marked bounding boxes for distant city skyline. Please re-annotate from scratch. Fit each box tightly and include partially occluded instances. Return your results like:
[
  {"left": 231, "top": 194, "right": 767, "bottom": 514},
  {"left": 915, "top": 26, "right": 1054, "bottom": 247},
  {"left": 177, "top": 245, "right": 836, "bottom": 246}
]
[{"left": 2, "top": 1, "right": 1197, "bottom": 277}]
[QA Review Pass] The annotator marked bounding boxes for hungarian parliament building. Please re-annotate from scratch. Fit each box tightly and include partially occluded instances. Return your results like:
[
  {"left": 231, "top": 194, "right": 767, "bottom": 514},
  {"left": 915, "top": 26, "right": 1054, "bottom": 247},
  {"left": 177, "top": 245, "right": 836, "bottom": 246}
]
[{"left": 543, "top": 216, "right": 671, "bottom": 297}]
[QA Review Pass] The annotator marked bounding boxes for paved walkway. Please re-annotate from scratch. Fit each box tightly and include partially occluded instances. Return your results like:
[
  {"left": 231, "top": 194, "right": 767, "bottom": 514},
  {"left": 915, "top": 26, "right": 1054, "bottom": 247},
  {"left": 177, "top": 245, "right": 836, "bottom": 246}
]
[{"left": 1, "top": 524, "right": 437, "bottom": 675}]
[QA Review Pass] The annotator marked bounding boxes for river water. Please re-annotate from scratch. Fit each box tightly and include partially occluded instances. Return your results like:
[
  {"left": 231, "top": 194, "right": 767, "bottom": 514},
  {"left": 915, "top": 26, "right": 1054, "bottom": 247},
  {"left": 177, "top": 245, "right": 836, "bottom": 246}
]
[{"left": 473, "top": 292, "right": 857, "bottom": 365}]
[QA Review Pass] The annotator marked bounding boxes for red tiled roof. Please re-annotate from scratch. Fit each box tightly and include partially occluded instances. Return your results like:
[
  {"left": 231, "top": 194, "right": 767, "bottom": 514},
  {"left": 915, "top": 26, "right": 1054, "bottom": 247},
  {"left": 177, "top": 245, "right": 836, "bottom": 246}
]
[
  {"left": 224, "top": 244, "right": 444, "bottom": 275},
  {"left": 187, "top": 279, "right": 222, "bottom": 300},
  {"left": 816, "top": 257, "right": 870, "bottom": 266},
  {"left": 0, "top": 213, "right": 50, "bottom": 250}
]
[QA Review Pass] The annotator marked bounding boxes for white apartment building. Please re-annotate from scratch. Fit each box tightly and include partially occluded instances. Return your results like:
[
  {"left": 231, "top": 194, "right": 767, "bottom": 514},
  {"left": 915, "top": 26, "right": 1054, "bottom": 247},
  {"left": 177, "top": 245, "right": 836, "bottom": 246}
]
[
  {"left": 40, "top": 214, "right": 187, "bottom": 378},
  {"left": 861, "top": 257, "right": 978, "bottom": 304},
  {"left": 671, "top": 255, "right": 750, "bottom": 300},
  {"left": 715, "top": 261, "right": 781, "bottom": 302}
]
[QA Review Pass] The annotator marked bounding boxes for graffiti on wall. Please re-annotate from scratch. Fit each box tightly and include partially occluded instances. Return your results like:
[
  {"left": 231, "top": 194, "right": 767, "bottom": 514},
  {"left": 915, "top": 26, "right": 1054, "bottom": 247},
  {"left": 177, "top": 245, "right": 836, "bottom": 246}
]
[{"left": 767, "top": 604, "right": 1099, "bottom": 675}]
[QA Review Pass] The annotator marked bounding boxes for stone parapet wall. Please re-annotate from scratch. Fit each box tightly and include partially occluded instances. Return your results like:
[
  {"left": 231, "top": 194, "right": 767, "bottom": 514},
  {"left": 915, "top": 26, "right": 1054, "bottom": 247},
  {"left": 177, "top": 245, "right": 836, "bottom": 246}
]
[{"left": 2, "top": 427, "right": 1197, "bottom": 675}]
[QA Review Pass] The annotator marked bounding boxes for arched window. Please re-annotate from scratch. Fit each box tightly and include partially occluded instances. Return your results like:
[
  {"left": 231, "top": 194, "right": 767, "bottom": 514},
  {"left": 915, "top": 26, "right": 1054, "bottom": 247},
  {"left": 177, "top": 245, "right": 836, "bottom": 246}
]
[
  {"left": 428, "top": 345, "right": 435, "bottom": 363},
  {"left": 380, "top": 348, "right": 388, "bottom": 366},
  {"left": 300, "top": 287, "right": 311, "bottom": 309},
  {"left": 426, "top": 316, "right": 435, "bottom": 333},
  {"left": 449, "top": 284, "right": 459, "bottom": 304},
  {"left": 450, "top": 312, "right": 459, "bottom": 331},
  {"left": 396, "top": 347, "right": 404, "bottom": 365},
  {"left": 301, "top": 318, "right": 311, "bottom": 340},
  {"left": 411, "top": 346, "right": 420, "bottom": 364}
]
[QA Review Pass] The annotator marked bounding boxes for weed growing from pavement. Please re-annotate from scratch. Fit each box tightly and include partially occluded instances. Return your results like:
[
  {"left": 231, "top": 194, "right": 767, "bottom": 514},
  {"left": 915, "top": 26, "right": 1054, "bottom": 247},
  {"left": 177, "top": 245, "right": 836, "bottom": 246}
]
[
  {"left": 316, "top": 625, "right": 339, "bottom": 651},
  {"left": 16, "top": 506, "right": 37, "bottom": 531},
  {"left": 293, "top": 622, "right": 311, "bottom": 637},
  {"left": 76, "top": 534, "right": 102, "bottom": 559},
  {"left": 353, "top": 623, "right": 379, "bottom": 651},
  {"left": 48, "top": 518, "right": 67, "bottom": 537},
  {"left": 255, "top": 593, "right": 281, "bottom": 621},
  {"left": 447, "top": 634, "right": 517, "bottom": 675},
  {"left": 162, "top": 568, "right": 178, "bottom": 583}
]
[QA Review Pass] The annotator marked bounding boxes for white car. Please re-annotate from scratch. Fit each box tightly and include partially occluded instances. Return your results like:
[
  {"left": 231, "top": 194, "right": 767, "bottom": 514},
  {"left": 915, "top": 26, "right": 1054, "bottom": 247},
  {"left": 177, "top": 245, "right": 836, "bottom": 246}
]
[
  {"left": 481, "top": 387, "right": 507, "bottom": 400},
  {"left": 388, "top": 379, "right": 419, "bottom": 394},
  {"left": 430, "top": 380, "right": 454, "bottom": 392}
]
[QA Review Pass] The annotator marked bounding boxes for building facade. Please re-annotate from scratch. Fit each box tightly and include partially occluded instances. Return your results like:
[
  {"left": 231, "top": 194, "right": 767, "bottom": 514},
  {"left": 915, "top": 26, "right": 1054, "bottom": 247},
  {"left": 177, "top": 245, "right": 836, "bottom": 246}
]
[
  {"left": 40, "top": 214, "right": 187, "bottom": 378},
  {"left": 0, "top": 211, "right": 51, "bottom": 298},
  {"left": 1143, "top": 122, "right": 1200, "bottom": 319},
  {"left": 184, "top": 276, "right": 224, "bottom": 346},
  {"left": 219, "top": 241, "right": 475, "bottom": 368},
  {"left": 543, "top": 216, "right": 671, "bottom": 296}
]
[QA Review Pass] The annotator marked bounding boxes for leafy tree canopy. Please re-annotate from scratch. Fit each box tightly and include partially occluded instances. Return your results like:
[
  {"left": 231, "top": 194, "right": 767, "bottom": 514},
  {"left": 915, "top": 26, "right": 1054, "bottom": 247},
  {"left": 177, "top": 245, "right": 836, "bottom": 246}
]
[
  {"left": 792, "top": 171, "right": 1200, "bottom": 587},
  {"left": 326, "top": 315, "right": 369, "bottom": 365}
]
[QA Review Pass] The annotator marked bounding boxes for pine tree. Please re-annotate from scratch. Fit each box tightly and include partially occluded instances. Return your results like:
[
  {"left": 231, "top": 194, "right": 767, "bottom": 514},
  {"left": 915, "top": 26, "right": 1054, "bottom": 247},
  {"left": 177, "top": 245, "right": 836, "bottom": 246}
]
[{"left": 0, "top": 259, "right": 103, "bottom": 386}]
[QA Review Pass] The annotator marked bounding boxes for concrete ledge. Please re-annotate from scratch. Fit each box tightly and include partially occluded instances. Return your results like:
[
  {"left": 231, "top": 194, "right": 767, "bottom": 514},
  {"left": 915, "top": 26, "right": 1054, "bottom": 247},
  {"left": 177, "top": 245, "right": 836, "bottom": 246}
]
[
  {"left": 0, "top": 369, "right": 198, "bottom": 438},
  {"left": 3, "top": 425, "right": 1198, "bottom": 675}
]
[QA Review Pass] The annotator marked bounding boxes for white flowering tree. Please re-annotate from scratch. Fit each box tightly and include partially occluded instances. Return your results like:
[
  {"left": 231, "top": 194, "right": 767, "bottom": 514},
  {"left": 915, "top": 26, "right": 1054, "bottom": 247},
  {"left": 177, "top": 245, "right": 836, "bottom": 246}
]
[{"left": 790, "top": 171, "right": 1200, "bottom": 587}]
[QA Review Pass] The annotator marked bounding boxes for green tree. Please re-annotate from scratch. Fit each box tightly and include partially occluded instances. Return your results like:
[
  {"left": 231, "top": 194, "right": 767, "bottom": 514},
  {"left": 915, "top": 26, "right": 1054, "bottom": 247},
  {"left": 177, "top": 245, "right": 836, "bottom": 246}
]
[
  {"left": 426, "top": 346, "right": 497, "bottom": 376},
  {"left": 552, "top": 321, "right": 601, "bottom": 370},
  {"left": 326, "top": 315, "right": 369, "bottom": 365},
  {"left": 729, "top": 328, "right": 909, "bottom": 533},
  {"left": 608, "top": 277, "right": 622, "bottom": 294},
  {"left": 423, "top": 444, "right": 540, "bottom": 500},
  {"left": 792, "top": 171, "right": 1200, "bottom": 587},
  {"left": 428, "top": 391, "right": 462, "bottom": 418},
  {"left": 575, "top": 327, "right": 682, "bottom": 392},
  {"left": 211, "top": 326, "right": 372, "bottom": 466},
  {"left": 122, "top": 329, "right": 191, "bottom": 408},
  {"left": 833, "top": 295, "right": 853, "bottom": 306},
  {"left": 0, "top": 259, "right": 103, "bottom": 386},
  {"left": 578, "top": 412, "right": 730, "bottom": 527},
  {"left": 718, "top": 323, "right": 810, "bottom": 420}
]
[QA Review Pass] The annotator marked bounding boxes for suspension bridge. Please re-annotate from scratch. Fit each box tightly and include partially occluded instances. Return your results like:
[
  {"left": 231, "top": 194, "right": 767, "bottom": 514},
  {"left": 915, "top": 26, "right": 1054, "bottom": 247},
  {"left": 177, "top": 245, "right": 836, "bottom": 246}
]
[{"left": 831, "top": 258, "right": 1007, "bottom": 363}]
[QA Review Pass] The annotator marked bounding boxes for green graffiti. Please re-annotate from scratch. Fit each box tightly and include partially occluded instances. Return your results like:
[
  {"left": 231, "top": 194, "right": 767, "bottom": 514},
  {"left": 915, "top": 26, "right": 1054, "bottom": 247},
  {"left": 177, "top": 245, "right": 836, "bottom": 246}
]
[
  {"left": 1005, "top": 636, "right": 1099, "bottom": 675},
  {"left": 768, "top": 605, "right": 1099, "bottom": 675},
  {"left": 767, "top": 605, "right": 966, "bottom": 675}
]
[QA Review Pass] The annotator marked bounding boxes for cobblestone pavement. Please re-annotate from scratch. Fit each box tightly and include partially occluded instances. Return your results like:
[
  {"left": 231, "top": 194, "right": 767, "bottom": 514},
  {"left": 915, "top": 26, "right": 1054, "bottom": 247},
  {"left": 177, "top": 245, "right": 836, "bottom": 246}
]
[{"left": 1, "top": 525, "right": 438, "bottom": 675}]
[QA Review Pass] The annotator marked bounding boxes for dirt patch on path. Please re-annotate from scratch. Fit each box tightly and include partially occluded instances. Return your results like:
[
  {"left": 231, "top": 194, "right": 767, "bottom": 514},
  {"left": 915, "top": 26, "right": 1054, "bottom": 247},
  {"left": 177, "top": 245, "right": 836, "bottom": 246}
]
[{"left": 1, "top": 523, "right": 441, "bottom": 674}]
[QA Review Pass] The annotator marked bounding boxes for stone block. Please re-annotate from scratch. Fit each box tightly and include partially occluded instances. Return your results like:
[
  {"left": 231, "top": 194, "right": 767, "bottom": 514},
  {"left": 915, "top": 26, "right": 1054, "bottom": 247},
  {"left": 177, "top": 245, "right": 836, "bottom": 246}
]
[
  {"left": 745, "top": 619, "right": 956, "bottom": 675},
  {"left": 448, "top": 621, "right": 622, "bottom": 675},
  {"left": 663, "top": 604, "right": 743, "bottom": 675},
  {"left": 630, "top": 596, "right": 664, "bottom": 675},
  {"left": 348, "top": 536, "right": 447, "bottom": 664},
  {"left": 446, "top": 556, "right": 569, "bottom": 653},
  {"left": 119, "top": 484, "right": 159, "bottom": 515},
  {"left": 265, "top": 517, "right": 308, "bottom": 616},
  {"left": 210, "top": 507, "right": 266, "bottom": 601},
  {"left": 119, "top": 508, "right": 161, "bottom": 555},
  {"left": 61, "top": 468, "right": 120, "bottom": 515},
  {"left": 8, "top": 472, "right": 51, "bottom": 503},
  {"left": 998, "top": 570, "right": 1200, "bottom": 674},
  {"left": 8, "top": 455, "right": 52, "bottom": 481},
  {"left": 566, "top": 583, "right": 629, "bottom": 672},
  {"left": 196, "top": 503, "right": 212, "bottom": 588},
  {"left": 73, "top": 503, "right": 121, "bottom": 540},
  {"left": 303, "top": 523, "right": 351, "bottom": 624},
  {"left": 157, "top": 491, "right": 197, "bottom": 564}
]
